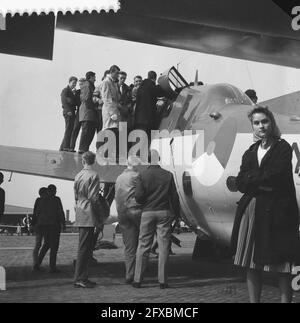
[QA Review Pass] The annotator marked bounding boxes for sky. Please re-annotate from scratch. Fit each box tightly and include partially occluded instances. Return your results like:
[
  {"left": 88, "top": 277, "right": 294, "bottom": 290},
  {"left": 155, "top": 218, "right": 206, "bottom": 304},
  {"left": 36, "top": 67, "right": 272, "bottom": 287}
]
[{"left": 1, "top": 29, "right": 300, "bottom": 220}]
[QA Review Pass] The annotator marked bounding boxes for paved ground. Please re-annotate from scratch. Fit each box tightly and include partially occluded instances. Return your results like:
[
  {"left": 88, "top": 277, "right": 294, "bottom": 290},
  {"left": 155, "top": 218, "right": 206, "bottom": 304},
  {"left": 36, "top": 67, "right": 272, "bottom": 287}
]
[{"left": 0, "top": 232, "right": 299, "bottom": 303}]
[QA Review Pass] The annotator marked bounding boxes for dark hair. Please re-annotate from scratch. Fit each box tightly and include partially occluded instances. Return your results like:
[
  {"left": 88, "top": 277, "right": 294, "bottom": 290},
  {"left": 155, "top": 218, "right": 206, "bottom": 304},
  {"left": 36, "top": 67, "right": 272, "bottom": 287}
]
[
  {"left": 134, "top": 75, "right": 142, "bottom": 82},
  {"left": 248, "top": 106, "right": 281, "bottom": 139},
  {"left": 85, "top": 71, "right": 96, "bottom": 80},
  {"left": 0, "top": 172, "right": 3, "bottom": 182},
  {"left": 109, "top": 65, "right": 120, "bottom": 74},
  {"left": 78, "top": 77, "right": 86, "bottom": 83},
  {"left": 48, "top": 184, "right": 57, "bottom": 194},
  {"left": 69, "top": 76, "right": 78, "bottom": 83},
  {"left": 82, "top": 151, "right": 96, "bottom": 165},
  {"left": 245, "top": 89, "right": 256, "bottom": 97},
  {"left": 119, "top": 71, "right": 127, "bottom": 77},
  {"left": 39, "top": 187, "right": 48, "bottom": 197},
  {"left": 148, "top": 149, "right": 160, "bottom": 165},
  {"left": 148, "top": 71, "right": 157, "bottom": 80}
]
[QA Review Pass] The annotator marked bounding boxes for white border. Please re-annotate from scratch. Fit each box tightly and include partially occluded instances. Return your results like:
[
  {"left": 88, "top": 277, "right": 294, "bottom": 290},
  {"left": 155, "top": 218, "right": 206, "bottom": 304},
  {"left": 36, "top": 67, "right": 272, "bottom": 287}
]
[{"left": 0, "top": 0, "right": 120, "bottom": 15}]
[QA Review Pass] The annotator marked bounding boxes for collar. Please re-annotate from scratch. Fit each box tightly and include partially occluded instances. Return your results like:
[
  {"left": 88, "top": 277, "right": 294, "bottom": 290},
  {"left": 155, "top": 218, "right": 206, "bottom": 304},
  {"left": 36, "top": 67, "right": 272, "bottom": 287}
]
[
  {"left": 124, "top": 168, "right": 136, "bottom": 173},
  {"left": 107, "top": 75, "right": 116, "bottom": 83},
  {"left": 83, "top": 165, "right": 93, "bottom": 170},
  {"left": 147, "top": 164, "right": 161, "bottom": 169},
  {"left": 252, "top": 138, "right": 280, "bottom": 167}
]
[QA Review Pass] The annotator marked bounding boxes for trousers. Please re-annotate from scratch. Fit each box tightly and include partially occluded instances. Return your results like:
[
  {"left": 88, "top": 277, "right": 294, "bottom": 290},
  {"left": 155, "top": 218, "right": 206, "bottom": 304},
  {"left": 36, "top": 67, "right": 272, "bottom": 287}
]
[
  {"left": 119, "top": 208, "right": 142, "bottom": 280},
  {"left": 78, "top": 121, "right": 97, "bottom": 152},
  {"left": 134, "top": 210, "right": 174, "bottom": 284},
  {"left": 60, "top": 113, "right": 75, "bottom": 151},
  {"left": 74, "top": 227, "right": 94, "bottom": 282},
  {"left": 70, "top": 111, "right": 81, "bottom": 150},
  {"left": 37, "top": 225, "right": 61, "bottom": 269}
]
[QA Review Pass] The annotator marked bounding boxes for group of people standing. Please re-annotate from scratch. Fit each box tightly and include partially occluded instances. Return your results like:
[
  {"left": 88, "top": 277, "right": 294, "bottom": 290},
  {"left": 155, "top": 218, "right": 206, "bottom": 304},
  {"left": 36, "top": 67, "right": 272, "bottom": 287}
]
[
  {"left": 72, "top": 150, "right": 180, "bottom": 289},
  {"left": 31, "top": 185, "right": 66, "bottom": 273},
  {"left": 59, "top": 66, "right": 165, "bottom": 154}
]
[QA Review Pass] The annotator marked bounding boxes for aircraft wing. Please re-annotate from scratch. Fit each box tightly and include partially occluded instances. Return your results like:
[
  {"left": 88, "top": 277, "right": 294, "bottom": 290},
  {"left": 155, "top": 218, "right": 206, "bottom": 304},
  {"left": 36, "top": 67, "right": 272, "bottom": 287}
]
[
  {"left": 1, "top": 0, "right": 300, "bottom": 68},
  {"left": 0, "top": 146, "right": 126, "bottom": 183}
]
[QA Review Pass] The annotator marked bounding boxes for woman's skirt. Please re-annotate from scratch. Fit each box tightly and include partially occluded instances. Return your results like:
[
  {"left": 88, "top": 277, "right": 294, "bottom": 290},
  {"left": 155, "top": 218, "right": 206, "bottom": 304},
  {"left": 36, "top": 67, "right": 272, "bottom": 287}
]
[{"left": 234, "top": 198, "right": 292, "bottom": 273}]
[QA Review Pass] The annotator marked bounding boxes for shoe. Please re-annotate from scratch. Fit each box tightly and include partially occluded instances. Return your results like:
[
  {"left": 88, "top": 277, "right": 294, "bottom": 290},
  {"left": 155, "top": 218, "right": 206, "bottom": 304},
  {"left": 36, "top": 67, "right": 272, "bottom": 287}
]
[
  {"left": 78, "top": 150, "right": 84, "bottom": 154},
  {"left": 132, "top": 282, "right": 141, "bottom": 288},
  {"left": 49, "top": 268, "right": 61, "bottom": 274},
  {"left": 159, "top": 283, "right": 169, "bottom": 289},
  {"left": 74, "top": 281, "right": 95, "bottom": 288},
  {"left": 69, "top": 149, "right": 76, "bottom": 153},
  {"left": 125, "top": 278, "right": 134, "bottom": 284}
]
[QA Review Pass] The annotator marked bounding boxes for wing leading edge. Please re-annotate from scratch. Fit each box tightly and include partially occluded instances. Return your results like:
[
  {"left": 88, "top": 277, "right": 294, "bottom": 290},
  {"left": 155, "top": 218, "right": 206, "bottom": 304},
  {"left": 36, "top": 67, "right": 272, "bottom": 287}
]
[{"left": 0, "top": 146, "right": 126, "bottom": 183}]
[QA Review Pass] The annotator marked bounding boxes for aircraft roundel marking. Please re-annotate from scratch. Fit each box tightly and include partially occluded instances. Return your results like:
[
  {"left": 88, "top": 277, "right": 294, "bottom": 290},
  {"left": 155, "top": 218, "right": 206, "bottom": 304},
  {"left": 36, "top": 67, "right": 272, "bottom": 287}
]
[
  {"left": 206, "top": 141, "right": 216, "bottom": 156},
  {"left": 191, "top": 117, "right": 237, "bottom": 187},
  {"left": 212, "top": 117, "right": 237, "bottom": 169}
]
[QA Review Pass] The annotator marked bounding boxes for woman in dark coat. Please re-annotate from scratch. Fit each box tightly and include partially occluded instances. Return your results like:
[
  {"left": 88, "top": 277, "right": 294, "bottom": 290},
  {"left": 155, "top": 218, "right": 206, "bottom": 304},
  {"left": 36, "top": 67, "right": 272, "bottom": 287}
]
[{"left": 231, "top": 106, "right": 299, "bottom": 303}]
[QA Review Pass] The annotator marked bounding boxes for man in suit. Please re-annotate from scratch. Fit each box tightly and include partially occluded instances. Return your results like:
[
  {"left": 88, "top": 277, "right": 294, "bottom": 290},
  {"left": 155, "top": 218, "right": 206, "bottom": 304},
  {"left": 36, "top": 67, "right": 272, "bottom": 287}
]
[
  {"left": 78, "top": 71, "right": 98, "bottom": 153},
  {"left": 133, "top": 150, "right": 180, "bottom": 289},
  {"left": 118, "top": 71, "right": 132, "bottom": 126},
  {"left": 70, "top": 77, "right": 85, "bottom": 152},
  {"left": 134, "top": 71, "right": 165, "bottom": 142},
  {"left": 36, "top": 185, "right": 66, "bottom": 273},
  {"left": 73, "top": 151, "right": 101, "bottom": 288},
  {"left": 59, "top": 76, "right": 78, "bottom": 151},
  {"left": 115, "top": 156, "right": 142, "bottom": 283},
  {"left": 0, "top": 172, "right": 5, "bottom": 224},
  {"left": 131, "top": 75, "right": 142, "bottom": 104}
]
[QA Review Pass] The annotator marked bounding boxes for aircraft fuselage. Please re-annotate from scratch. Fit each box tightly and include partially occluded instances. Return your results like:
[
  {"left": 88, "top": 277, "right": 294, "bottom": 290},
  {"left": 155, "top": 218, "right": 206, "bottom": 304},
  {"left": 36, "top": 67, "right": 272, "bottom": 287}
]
[{"left": 153, "top": 84, "right": 300, "bottom": 246}]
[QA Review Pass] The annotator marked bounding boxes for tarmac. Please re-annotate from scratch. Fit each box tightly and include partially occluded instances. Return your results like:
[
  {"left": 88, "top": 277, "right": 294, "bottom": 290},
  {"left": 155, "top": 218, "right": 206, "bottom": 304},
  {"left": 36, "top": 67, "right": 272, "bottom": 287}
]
[{"left": 0, "top": 232, "right": 299, "bottom": 303}]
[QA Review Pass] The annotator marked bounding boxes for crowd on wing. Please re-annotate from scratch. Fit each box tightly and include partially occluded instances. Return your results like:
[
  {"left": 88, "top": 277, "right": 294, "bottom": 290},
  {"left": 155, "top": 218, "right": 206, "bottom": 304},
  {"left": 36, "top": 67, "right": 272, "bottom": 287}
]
[{"left": 59, "top": 65, "right": 166, "bottom": 154}]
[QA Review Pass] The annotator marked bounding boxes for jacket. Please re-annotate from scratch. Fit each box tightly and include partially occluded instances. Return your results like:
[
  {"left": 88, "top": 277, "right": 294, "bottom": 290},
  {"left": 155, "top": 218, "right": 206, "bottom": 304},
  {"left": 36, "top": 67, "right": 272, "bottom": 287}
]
[
  {"left": 75, "top": 89, "right": 81, "bottom": 111},
  {"left": 135, "top": 165, "right": 180, "bottom": 218},
  {"left": 61, "top": 86, "right": 77, "bottom": 115},
  {"left": 231, "top": 139, "right": 300, "bottom": 265},
  {"left": 118, "top": 83, "right": 133, "bottom": 123},
  {"left": 79, "top": 81, "right": 98, "bottom": 123},
  {"left": 115, "top": 168, "right": 142, "bottom": 217},
  {"left": 100, "top": 75, "right": 121, "bottom": 130},
  {"left": 134, "top": 79, "right": 165, "bottom": 129},
  {"left": 74, "top": 166, "right": 101, "bottom": 227},
  {"left": 36, "top": 195, "right": 66, "bottom": 228}
]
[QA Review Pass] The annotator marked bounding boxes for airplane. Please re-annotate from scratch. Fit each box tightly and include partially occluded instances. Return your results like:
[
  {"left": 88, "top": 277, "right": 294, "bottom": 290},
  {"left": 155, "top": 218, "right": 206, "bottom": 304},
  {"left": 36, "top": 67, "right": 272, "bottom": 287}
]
[{"left": 0, "top": 0, "right": 300, "bottom": 256}]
